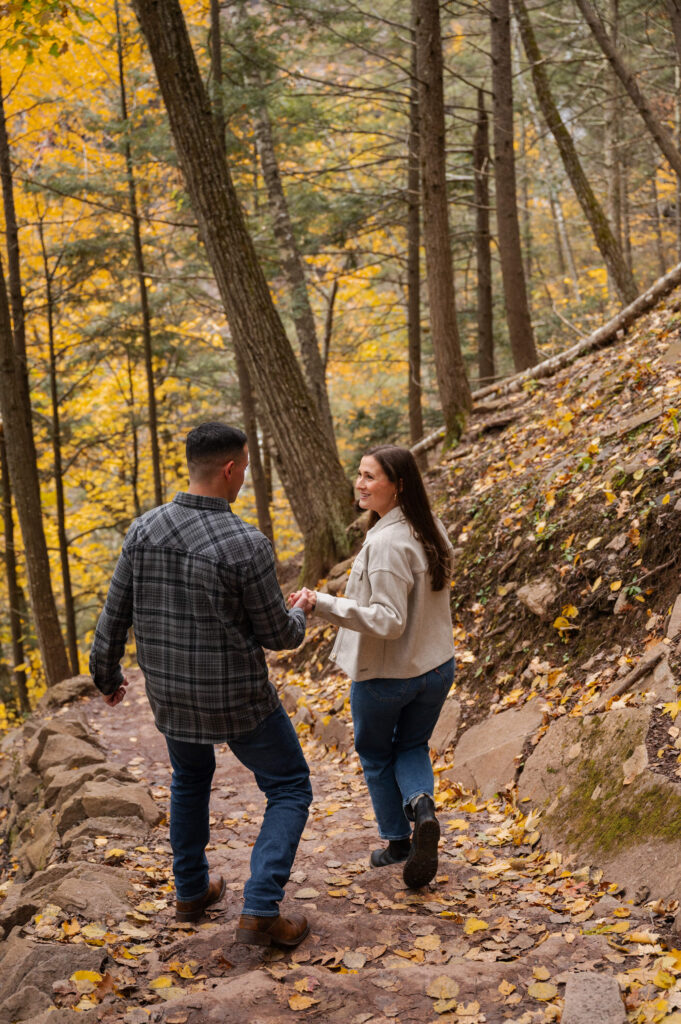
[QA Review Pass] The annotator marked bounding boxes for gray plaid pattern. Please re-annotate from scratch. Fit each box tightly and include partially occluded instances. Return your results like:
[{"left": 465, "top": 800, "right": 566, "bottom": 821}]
[{"left": 90, "top": 492, "right": 305, "bottom": 742}]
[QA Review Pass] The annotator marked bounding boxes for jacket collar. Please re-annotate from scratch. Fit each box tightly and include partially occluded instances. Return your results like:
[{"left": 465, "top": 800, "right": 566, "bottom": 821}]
[{"left": 367, "top": 505, "right": 406, "bottom": 536}]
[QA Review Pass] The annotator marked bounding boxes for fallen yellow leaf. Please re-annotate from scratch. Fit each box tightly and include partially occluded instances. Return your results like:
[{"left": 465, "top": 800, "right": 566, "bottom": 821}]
[
  {"left": 527, "top": 981, "right": 558, "bottom": 1000},
  {"left": 464, "top": 917, "right": 488, "bottom": 935},
  {"left": 426, "top": 976, "right": 460, "bottom": 1000},
  {"left": 288, "top": 993, "right": 320, "bottom": 1010}
]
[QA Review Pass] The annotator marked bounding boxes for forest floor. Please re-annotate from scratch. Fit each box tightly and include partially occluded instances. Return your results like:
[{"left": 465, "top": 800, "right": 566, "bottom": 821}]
[
  {"left": 9, "top": 290, "right": 681, "bottom": 1023},
  {"left": 14, "top": 674, "right": 679, "bottom": 1024}
]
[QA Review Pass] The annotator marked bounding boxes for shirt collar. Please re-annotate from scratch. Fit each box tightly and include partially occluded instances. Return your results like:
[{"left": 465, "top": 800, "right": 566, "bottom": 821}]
[
  {"left": 367, "top": 505, "right": 406, "bottom": 535},
  {"left": 172, "top": 492, "right": 231, "bottom": 512}
]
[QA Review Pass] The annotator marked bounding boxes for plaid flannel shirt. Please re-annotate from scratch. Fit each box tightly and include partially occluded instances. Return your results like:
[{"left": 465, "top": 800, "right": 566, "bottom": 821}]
[{"left": 90, "top": 492, "right": 306, "bottom": 743}]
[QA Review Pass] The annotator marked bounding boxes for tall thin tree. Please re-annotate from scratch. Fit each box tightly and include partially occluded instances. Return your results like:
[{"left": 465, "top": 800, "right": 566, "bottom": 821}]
[
  {"left": 414, "top": 0, "right": 471, "bottom": 445},
  {"left": 512, "top": 0, "right": 638, "bottom": 304},
  {"left": 115, "top": 0, "right": 163, "bottom": 507},
  {"left": 490, "top": 0, "right": 538, "bottom": 370},
  {"left": 474, "top": 89, "right": 494, "bottom": 385},
  {"left": 407, "top": 6, "right": 425, "bottom": 461}
]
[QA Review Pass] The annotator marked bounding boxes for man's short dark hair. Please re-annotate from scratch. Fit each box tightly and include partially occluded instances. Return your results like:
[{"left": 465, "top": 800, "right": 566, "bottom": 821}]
[{"left": 186, "top": 423, "right": 247, "bottom": 480}]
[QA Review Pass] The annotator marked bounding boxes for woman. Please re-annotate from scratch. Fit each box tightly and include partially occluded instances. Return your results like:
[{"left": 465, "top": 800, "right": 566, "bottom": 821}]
[{"left": 291, "top": 445, "right": 455, "bottom": 888}]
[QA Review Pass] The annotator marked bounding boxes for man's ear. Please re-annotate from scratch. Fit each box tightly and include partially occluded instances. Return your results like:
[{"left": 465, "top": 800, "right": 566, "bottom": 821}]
[{"left": 223, "top": 458, "right": 236, "bottom": 480}]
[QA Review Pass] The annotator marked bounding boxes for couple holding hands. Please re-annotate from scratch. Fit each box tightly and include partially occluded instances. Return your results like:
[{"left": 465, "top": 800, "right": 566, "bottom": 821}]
[{"left": 91, "top": 423, "right": 455, "bottom": 950}]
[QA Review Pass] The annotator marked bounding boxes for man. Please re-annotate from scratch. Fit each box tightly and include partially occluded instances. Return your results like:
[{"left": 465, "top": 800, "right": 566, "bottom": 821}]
[{"left": 90, "top": 422, "right": 312, "bottom": 948}]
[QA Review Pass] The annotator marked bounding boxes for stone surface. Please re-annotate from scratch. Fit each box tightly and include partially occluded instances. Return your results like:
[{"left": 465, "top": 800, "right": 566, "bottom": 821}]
[
  {"left": 13, "top": 809, "right": 58, "bottom": 876},
  {"left": 562, "top": 971, "right": 626, "bottom": 1024},
  {"left": 0, "top": 861, "right": 133, "bottom": 934},
  {"left": 56, "top": 778, "right": 163, "bottom": 832},
  {"left": 0, "top": 931, "right": 104, "bottom": 1010},
  {"left": 25, "top": 717, "right": 97, "bottom": 772},
  {"left": 314, "top": 714, "right": 352, "bottom": 752},
  {"left": 446, "top": 703, "right": 544, "bottom": 798},
  {"left": 516, "top": 579, "right": 558, "bottom": 619},
  {"left": 519, "top": 706, "right": 681, "bottom": 903},
  {"left": 60, "top": 814, "right": 149, "bottom": 851},
  {"left": 36, "top": 675, "right": 95, "bottom": 710},
  {"left": 430, "top": 697, "right": 461, "bottom": 754},
  {"left": 36, "top": 734, "right": 107, "bottom": 776},
  {"left": 669, "top": 595, "right": 681, "bottom": 640},
  {"left": 0, "top": 983, "right": 52, "bottom": 1022},
  {"left": 280, "top": 683, "right": 305, "bottom": 714},
  {"left": 44, "top": 761, "right": 135, "bottom": 809}
]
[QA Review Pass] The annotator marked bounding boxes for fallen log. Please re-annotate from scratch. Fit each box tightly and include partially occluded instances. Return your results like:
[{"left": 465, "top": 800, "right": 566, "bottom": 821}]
[{"left": 412, "top": 260, "right": 681, "bottom": 457}]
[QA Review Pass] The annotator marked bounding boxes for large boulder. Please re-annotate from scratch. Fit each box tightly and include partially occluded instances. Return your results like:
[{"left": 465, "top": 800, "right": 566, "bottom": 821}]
[
  {"left": 519, "top": 706, "right": 681, "bottom": 903},
  {"left": 444, "top": 703, "right": 544, "bottom": 798},
  {"left": 430, "top": 697, "right": 461, "bottom": 755},
  {"left": 12, "top": 809, "right": 58, "bottom": 877},
  {"left": 56, "top": 778, "right": 163, "bottom": 833},
  {"left": 25, "top": 718, "right": 101, "bottom": 773},
  {"left": 44, "top": 761, "right": 137, "bottom": 809},
  {"left": 0, "top": 861, "right": 133, "bottom": 934},
  {"left": 36, "top": 734, "right": 106, "bottom": 776},
  {"left": 36, "top": 675, "right": 95, "bottom": 710}
]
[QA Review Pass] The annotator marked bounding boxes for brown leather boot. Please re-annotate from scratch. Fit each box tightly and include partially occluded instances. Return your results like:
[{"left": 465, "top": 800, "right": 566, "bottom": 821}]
[
  {"left": 236, "top": 912, "right": 309, "bottom": 948},
  {"left": 175, "top": 875, "right": 226, "bottom": 922}
]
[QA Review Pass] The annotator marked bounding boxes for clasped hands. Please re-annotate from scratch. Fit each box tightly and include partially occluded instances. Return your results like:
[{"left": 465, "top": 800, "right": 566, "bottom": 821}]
[{"left": 289, "top": 587, "right": 317, "bottom": 615}]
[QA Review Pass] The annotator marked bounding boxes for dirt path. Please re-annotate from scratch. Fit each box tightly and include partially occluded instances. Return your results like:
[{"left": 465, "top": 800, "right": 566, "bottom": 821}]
[{"left": 40, "top": 668, "right": 673, "bottom": 1024}]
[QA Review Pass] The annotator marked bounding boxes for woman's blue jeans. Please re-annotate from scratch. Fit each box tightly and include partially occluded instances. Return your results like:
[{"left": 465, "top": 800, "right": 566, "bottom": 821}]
[
  {"left": 165, "top": 703, "right": 312, "bottom": 916},
  {"left": 351, "top": 657, "right": 455, "bottom": 841}
]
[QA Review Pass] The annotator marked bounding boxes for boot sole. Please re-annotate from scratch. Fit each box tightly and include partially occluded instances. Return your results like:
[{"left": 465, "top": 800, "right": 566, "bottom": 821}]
[
  {"left": 235, "top": 922, "right": 310, "bottom": 949},
  {"left": 402, "top": 817, "right": 440, "bottom": 889}
]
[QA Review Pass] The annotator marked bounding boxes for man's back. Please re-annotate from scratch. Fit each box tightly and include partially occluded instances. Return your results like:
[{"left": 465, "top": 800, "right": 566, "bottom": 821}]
[{"left": 90, "top": 492, "right": 305, "bottom": 742}]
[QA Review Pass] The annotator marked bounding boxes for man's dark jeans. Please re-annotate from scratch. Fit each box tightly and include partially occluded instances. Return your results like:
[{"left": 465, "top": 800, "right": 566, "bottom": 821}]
[{"left": 165, "top": 703, "right": 312, "bottom": 916}]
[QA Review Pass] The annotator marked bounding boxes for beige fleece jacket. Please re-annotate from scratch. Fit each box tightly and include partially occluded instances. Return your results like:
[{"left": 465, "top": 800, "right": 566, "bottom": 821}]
[{"left": 314, "top": 507, "right": 455, "bottom": 681}]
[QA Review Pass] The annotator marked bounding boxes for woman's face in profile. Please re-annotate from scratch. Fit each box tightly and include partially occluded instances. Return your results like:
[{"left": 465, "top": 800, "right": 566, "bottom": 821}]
[{"left": 355, "top": 456, "right": 397, "bottom": 518}]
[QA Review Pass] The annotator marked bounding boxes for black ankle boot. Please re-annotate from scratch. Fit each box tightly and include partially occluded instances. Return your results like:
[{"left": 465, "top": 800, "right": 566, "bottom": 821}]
[
  {"left": 370, "top": 837, "right": 411, "bottom": 868},
  {"left": 403, "top": 795, "right": 439, "bottom": 888}
]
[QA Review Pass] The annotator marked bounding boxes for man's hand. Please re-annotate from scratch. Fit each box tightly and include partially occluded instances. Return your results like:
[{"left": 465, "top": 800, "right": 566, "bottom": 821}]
[
  {"left": 289, "top": 587, "right": 317, "bottom": 615},
  {"left": 102, "top": 679, "right": 129, "bottom": 707}
]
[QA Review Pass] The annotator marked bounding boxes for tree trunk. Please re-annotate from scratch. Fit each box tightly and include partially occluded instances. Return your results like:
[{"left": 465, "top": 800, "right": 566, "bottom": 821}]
[
  {"left": 0, "top": 258, "right": 70, "bottom": 686},
  {"left": 575, "top": 0, "right": 681, "bottom": 181},
  {"left": 512, "top": 0, "right": 638, "bottom": 304},
  {"left": 235, "top": 347, "right": 276, "bottom": 550},
  {"left": 0, "top": 429, "right": 29, "bottom": 713},
  {"left": 209, "top": 0, "right": 279, "bottom": 551},
  {"left": 414, "top": 0, "right": 471, "bottom": 446},
  {"left": 490, "top": 0, "right": 538, "bottom": 370},
  {"left": 245, "top": 73, "right": 337, "bottom": 450},
  {"left": 132, "top": 0, "right": 353, "bottom": 582},
  {"left": 115, "top": 0, "right": 163, "bottom": 507},
  {"left": 407, "top": 10, "right": 425, "bottom": 462},
  {"left": 474, "top": 89, "right": 495, "bottom": 385},
  {"left": 651, "top": 172, "right": 667, "bottom": 277},
  {"left": 38, "top": 221, "right": 80, "bottom": 676},
  {"left": 669, "top": 0, "right": 681, "bottom": 67}
]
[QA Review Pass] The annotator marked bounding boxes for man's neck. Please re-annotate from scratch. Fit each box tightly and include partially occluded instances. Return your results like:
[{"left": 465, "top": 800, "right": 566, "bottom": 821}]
[{"left": 187, "top": 483, "right": 229, "bottom": 500}]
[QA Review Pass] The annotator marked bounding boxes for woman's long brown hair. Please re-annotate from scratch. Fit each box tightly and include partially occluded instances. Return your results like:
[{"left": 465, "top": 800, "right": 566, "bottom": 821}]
[{"left": 364, "top": 445, "right": 451, "bottom": 591}]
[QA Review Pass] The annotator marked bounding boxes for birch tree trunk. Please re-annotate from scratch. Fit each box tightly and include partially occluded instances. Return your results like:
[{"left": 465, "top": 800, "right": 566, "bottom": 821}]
[
  {"left": 132, "top": 0, "right": 353, "bottom": 582},
  {"left": 414, "top": 0, "right": 471, "bottom": 445},
  {"left": 490, "top": 0, "right": 538, "bottom": 370}
]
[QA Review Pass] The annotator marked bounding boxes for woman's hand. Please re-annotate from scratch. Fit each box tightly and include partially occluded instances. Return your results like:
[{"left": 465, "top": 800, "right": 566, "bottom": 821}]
[{"left": 289, "top": 587, "right": 317, "bottom": 615}]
